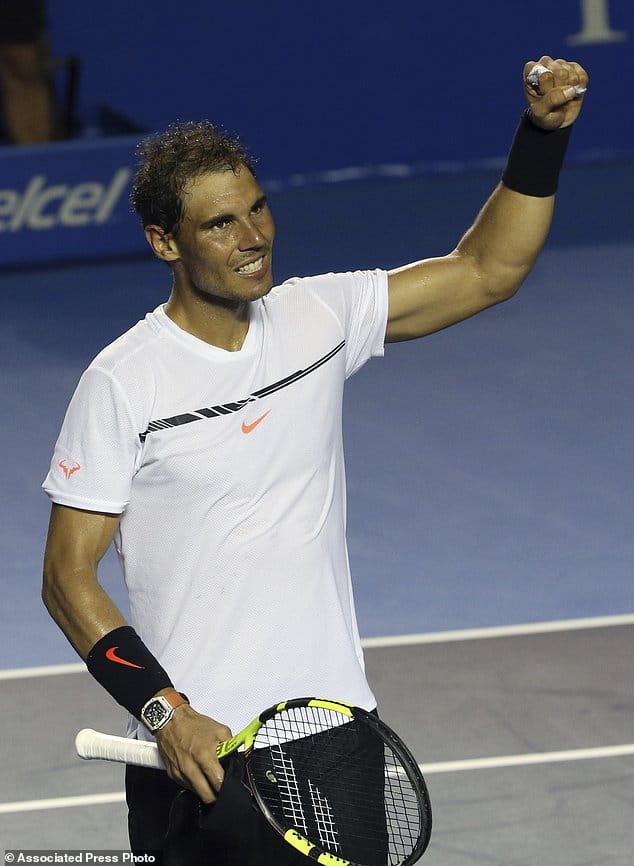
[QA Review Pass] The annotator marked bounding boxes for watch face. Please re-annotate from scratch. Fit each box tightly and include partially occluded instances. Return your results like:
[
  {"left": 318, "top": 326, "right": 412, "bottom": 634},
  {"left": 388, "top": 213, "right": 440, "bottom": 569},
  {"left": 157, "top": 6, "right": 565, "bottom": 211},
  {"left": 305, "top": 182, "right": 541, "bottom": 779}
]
[{"left": 143, "top": 699, "right": 168, "bottom": 729}]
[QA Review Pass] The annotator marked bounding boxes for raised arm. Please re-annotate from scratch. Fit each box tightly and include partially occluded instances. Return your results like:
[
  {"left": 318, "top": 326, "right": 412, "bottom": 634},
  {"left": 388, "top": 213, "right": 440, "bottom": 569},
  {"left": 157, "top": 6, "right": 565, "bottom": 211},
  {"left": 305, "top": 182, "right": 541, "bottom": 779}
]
[
  {"left": 42, "top": 503, "right": 229, "bottom": 803},
  {"left": 386, "top": 56, "right": 589, "bottom": 343}
]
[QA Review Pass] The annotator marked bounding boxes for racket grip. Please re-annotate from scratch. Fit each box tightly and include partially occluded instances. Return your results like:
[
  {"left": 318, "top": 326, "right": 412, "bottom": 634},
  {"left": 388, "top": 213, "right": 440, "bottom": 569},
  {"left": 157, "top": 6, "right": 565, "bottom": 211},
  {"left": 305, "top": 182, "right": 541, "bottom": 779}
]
[{"left": 75, "top": 728, "right": 165, "bottom": 770}]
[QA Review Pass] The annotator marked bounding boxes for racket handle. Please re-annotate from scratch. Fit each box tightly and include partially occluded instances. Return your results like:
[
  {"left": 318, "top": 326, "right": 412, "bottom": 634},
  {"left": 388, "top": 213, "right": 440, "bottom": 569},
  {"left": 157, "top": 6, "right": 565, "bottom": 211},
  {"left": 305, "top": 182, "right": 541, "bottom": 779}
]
[{"left": 75, "top": 728, "right": 165, "bottom": 770}]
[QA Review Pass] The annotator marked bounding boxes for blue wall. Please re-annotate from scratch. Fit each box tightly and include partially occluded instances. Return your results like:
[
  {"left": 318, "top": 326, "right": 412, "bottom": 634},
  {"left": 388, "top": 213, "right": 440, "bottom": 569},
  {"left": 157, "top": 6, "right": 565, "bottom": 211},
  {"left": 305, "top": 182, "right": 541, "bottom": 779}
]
[
  {"left": 48, "top": 0, "right": 633, "bottom": 178},
  {"left": 1, "top": 1, "right": 631, "bottom": 269}
]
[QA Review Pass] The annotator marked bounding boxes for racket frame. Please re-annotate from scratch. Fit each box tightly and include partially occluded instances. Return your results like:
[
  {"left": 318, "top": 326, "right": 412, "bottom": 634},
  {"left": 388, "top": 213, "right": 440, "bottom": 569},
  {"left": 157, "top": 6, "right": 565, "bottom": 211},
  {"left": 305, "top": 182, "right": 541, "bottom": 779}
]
[{"left": 241, "top": 697, "right": 431, "bottom": 866}]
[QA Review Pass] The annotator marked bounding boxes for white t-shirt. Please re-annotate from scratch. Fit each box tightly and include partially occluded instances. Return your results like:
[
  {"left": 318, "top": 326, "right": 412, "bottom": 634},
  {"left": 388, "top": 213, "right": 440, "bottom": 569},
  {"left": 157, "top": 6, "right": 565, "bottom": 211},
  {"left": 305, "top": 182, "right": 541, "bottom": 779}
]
[{"left": 43, "top": 269, "right": 389, "bottom": 737}]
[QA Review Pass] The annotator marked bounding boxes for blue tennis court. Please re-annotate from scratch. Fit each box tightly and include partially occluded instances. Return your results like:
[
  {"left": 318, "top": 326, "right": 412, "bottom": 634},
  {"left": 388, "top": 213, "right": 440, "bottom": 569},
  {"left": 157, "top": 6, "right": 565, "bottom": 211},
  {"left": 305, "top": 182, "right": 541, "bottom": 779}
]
[{"left": 1, "top": 159, "right": 633, "bottom": 863}]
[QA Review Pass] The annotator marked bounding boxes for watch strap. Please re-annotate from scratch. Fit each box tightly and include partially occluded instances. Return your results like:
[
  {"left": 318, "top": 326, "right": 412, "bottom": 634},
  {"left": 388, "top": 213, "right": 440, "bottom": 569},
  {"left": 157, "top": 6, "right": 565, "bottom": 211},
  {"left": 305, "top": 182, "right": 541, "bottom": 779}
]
[{"left": 163, "top": 690, "right": 189, "bottom": 710}]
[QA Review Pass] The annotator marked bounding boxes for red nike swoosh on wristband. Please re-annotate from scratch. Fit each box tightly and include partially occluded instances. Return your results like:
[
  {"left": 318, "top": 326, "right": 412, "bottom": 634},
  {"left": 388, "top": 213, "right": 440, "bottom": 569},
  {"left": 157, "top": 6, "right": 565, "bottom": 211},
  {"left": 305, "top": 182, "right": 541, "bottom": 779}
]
[{"left": 105, "top": 646, "right": 145, "bottom": 669}]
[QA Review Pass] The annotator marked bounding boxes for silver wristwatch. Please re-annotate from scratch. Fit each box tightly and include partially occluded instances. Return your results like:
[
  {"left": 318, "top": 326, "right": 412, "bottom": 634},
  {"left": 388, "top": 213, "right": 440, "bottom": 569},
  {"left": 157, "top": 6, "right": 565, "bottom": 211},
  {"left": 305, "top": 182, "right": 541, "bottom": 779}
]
[{"left": 140, "top": 690, "right": 189, "bottom": 732}]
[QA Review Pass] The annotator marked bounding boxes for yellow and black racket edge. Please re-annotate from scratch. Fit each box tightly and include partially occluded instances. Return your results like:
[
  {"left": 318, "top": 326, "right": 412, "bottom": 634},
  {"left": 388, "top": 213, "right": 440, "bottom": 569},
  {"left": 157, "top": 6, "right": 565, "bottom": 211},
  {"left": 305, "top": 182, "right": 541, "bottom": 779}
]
[{"left": 242, "top": 698, "right": 432, "bottom": 866}]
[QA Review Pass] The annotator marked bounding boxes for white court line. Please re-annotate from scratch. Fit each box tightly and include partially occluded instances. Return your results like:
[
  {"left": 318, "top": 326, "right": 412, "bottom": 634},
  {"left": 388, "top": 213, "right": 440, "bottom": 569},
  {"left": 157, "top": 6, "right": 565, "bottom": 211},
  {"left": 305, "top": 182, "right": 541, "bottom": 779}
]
[
  {"left": 1, "top": 614, "right": 633, "bottom": 680},
  {"left": 2, "top": 743, "right": 634, "bottom": 814},
  {"left": 420, "top": 743, "right": 634, "bottom": 774},
  {"left": 0, "top": 792, "right": 125, "bottom": 815},
  {"left": 0, "top": 662, "right": 84, "bottom": 681},
  {"left": 361, "top": 613, "right": 634, "bottom": 648}
]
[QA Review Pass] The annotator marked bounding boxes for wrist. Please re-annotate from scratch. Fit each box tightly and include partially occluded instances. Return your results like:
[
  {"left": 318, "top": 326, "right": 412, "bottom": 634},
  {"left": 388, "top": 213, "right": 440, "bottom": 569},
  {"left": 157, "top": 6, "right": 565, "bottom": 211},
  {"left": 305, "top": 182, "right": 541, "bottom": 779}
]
[
  {"left": 141, "top": 689, "right": 190, "bottom": 733},
  {"left": 502, "top": 110, "right": 573, "bottom": 197},
  {"left": 85, "top": 625, "right": 173, "bottom": 720}
]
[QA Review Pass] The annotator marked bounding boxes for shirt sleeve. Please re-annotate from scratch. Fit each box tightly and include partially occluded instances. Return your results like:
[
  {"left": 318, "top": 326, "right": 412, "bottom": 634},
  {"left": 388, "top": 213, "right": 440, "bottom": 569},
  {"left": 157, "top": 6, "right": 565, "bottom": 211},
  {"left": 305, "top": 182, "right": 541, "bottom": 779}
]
[
  {"left": 295, "top": 268, "right": 389, "bottom": 379},
  {"left": 42, "top": 366, "right": 141, "bottom": 513},
  {"left": 341, "top": 268, "right": 389, "bottom": 378}
]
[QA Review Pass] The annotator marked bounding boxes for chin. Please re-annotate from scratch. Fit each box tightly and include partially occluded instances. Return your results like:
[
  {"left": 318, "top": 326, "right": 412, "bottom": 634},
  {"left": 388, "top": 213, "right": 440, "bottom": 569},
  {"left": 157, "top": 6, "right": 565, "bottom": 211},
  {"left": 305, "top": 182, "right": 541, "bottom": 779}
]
[{"left": 240, "top": 275, "right": 274, "bottom": 302}]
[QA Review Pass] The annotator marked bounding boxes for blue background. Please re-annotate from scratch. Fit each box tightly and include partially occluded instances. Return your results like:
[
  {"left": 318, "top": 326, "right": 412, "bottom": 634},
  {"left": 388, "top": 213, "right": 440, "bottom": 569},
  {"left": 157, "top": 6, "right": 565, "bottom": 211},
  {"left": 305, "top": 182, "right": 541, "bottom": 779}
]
[
  {"left": 1, "top": 0, "right": 632, "bottom": 268},
  {"left": 47, "top": 0, "right": 633, "bottom": 177}
]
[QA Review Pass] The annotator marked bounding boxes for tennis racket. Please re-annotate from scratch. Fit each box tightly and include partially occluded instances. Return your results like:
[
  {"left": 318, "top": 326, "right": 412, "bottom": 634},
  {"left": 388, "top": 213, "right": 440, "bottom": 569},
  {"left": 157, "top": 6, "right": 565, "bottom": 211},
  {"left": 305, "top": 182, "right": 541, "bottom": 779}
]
[{"left": 76, "top": 696, "right": 432, "bottom": 865}]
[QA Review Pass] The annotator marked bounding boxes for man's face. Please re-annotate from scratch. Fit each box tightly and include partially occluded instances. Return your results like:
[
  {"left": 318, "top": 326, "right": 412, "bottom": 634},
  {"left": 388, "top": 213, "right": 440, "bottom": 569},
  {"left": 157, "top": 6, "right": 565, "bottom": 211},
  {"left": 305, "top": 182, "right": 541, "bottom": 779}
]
[{"left": 169, "top": 166, "right": 275, "bottom": 304}]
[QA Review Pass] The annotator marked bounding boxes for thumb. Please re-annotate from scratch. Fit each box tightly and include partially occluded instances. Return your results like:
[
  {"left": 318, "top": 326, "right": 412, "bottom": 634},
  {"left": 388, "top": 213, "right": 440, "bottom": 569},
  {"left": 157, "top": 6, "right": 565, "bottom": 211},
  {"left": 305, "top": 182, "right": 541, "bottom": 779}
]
[{"left": 546, "top": 84, "right": 584, "bottom": 109}]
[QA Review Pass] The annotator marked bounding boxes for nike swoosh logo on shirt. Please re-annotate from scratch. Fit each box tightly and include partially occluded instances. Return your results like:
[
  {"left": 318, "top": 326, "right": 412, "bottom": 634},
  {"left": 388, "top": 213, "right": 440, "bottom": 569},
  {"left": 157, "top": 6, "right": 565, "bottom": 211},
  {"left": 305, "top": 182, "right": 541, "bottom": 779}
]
[
  {"left": 105, "top": 646, "right": 145, "bottom": 669},
  {"left": 241, "top": 410, "right": 271, "bottom": 434}
]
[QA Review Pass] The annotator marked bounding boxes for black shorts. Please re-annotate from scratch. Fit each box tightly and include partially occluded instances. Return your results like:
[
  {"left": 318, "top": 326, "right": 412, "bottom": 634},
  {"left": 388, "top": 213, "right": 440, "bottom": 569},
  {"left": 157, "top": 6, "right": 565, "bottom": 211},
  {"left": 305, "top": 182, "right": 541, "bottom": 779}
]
[
  {"left": 126, "top": 755, "right": 310, "bottom": 866},
  {"left": 0, "top": 0, "right": 47, "bottom": 44}
]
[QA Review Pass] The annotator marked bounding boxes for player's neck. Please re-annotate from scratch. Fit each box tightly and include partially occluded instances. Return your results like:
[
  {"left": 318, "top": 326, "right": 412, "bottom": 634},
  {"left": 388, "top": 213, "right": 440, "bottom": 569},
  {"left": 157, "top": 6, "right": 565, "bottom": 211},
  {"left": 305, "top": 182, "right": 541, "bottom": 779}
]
[{"left": 165, "top": 288, "right": 250, "bottom": 352}]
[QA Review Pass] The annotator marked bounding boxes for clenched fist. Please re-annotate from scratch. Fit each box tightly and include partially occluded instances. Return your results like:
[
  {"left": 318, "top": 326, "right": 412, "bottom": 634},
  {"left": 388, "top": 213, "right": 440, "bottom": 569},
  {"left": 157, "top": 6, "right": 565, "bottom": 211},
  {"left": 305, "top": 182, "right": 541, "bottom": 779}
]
[{"left": 524, "top": 56, "right": 589, "bottom": 130}]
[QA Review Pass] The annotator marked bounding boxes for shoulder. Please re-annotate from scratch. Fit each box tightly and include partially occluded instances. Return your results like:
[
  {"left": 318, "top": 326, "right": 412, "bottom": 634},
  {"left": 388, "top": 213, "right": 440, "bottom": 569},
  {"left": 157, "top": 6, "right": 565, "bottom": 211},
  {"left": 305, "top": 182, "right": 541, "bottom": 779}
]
[
  {"left": 267, "top": 269, "right": 387, "bottom": 310},
  {"left": 89, "top": 309, "right": 163, "bottom": 379},
  {"left": 69, "top": 310, "right": 166, "bottom": 428}
]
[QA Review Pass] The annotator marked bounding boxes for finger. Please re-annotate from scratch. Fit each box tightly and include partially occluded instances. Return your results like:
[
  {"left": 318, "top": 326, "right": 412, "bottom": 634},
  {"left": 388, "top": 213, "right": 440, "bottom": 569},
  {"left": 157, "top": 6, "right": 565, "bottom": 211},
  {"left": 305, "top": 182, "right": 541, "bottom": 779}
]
[
  {"left": 542, "top": 85, "right": 582, "bottom": 112},
  {"left": 201, "top": 757, "right": 225, "bottom": 795},
  {"left": 551, "top": 60, "right": 573, "bottom": 87},
  {"left": 557, "top": 60, "right": 580, "bottom": 86},
  {"left": 570, "top": 61, "right": 589, "bottom": 89},
  {"left": 526, "top": 62, "right": 554, "bottom": 95},
  {"left": 215, "top": 724, "right": 233, "bottom": 743},
  {"left": 183, "top": 762, "right": 220, "bottom": 804},
  {"left": 163, "top": 760, "right": 217, "bottom": 804}
]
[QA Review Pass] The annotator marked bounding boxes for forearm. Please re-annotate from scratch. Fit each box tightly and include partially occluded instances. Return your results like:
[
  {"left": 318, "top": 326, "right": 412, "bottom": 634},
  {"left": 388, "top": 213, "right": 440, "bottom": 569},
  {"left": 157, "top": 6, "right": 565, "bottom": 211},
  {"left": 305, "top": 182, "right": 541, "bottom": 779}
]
[
  {"left": 455, "top": 182, "right": 555, "bottom": 300},
  {"left": 42, "top": 559, "right": 127, "bottom": 660}
]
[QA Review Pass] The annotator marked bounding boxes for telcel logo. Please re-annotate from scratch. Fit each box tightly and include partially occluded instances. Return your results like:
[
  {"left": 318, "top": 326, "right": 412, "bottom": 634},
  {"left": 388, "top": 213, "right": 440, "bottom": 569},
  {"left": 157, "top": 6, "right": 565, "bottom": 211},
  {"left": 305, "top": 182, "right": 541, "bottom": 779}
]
[{"left": 0, "top": 167, "right": 131, "bottom": 232}]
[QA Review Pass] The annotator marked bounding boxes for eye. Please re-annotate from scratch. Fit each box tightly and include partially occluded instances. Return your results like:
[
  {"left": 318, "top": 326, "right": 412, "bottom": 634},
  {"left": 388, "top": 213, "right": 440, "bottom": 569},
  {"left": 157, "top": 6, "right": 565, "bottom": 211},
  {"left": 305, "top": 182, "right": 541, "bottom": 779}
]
[{"left": 211, "top": 217, "right": 232, "bottom": 231}]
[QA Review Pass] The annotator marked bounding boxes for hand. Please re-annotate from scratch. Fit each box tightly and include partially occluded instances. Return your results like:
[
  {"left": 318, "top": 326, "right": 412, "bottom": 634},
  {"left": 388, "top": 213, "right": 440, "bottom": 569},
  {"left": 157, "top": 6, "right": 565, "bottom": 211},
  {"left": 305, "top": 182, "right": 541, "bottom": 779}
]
[
  {"left": 524, "top": 56, "right": 589, "bottom": 130},
  {"left": 155, "top": 704, "right": 232, "bottom": 804}
]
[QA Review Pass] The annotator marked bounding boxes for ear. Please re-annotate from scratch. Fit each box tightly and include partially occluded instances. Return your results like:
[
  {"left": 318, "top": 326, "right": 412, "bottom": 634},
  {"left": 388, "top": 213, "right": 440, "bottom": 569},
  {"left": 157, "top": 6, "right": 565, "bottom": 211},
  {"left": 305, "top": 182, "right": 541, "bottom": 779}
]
[{"left": 144, "top": 224, "right": 180, "bottom": 263}]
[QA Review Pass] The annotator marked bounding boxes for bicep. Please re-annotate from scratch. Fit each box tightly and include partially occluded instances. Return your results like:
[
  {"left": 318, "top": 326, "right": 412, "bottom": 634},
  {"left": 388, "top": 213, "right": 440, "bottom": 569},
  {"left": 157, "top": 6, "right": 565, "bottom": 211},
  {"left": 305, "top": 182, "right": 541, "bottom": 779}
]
[{"left": 386, "top": 252, "right": 498, "bottom": 343}]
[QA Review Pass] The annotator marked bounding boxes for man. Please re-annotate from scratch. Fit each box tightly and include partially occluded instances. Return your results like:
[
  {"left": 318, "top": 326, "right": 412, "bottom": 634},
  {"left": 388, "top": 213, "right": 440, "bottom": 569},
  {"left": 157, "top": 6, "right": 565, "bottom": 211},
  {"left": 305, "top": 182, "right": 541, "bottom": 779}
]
[{"left": 42, "top": 56, "right": 587, "bottom": 863}]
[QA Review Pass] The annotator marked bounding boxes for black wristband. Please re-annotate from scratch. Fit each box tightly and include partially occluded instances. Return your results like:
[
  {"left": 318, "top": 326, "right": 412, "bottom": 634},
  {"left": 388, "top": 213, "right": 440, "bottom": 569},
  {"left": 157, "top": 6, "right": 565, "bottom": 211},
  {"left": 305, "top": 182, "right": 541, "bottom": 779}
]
[
  {"left": 502, "top": 110, "right": 573, "bottom": 197},
  {"left": 86, "top": 626, "right": 173, "bottom": 720}
]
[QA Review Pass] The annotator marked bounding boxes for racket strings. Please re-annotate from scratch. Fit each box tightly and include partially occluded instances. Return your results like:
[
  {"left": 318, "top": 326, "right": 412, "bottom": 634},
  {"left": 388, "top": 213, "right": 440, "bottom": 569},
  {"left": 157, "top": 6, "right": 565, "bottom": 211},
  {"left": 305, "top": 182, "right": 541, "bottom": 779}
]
[
  {"left": 248, "top": 705, "right": 429, "bottom": 866},
  {"left": 269, "top": 744, "right": 309, "bottom": 837}
]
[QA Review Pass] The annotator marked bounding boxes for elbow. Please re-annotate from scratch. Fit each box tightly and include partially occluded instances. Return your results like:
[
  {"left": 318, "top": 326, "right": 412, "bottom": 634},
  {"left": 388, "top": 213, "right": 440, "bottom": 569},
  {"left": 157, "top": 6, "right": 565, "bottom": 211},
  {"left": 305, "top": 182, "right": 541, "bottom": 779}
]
[
  {"left": 488, "top": 272, "right": 527, "bottom": 304},
  {"left": 41, "top": 554, "right": 74, "bottom": 623},
  {"left": 479, "top": 260, "right": 532, "bottom": 305},
  {"left": 41, "top": 561, "right": 61, "bottom": 619},
  {"left": 458, "top": 247, "right": 532, "bottom": 305}
]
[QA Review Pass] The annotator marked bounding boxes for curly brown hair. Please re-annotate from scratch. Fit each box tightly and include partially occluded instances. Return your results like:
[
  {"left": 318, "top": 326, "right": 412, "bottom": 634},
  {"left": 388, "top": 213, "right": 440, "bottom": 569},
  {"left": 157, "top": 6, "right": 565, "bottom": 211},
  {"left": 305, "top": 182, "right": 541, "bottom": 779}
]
[{"left": 131, "top": 120, "right": 255, "bottom": 236}]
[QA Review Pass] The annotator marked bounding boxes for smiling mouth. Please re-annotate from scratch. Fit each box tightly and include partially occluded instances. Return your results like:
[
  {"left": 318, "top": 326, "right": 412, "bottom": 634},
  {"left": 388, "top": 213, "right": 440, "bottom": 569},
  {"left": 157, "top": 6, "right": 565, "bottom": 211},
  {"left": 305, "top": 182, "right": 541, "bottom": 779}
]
[{"left": 236, "top": 255, "right": 265, "bottom": 275}]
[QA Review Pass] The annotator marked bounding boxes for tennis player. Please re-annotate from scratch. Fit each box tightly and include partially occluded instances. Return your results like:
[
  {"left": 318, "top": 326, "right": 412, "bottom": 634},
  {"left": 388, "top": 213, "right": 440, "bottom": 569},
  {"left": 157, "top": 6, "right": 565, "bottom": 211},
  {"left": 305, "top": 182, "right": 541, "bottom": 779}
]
[{"left": 42, "top": 56, "right": 588, "bottom": 864}]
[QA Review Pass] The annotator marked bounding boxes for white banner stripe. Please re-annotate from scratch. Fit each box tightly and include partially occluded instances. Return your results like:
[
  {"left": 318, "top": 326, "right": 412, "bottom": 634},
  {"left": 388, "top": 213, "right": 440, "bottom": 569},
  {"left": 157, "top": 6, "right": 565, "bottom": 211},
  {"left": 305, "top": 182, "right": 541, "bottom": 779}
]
[
  {"left": 0, "top": 792, "right": 125, "bottom": 814},
  {"left": 420, "top": 743, "right": 634, "bottom": 775}
]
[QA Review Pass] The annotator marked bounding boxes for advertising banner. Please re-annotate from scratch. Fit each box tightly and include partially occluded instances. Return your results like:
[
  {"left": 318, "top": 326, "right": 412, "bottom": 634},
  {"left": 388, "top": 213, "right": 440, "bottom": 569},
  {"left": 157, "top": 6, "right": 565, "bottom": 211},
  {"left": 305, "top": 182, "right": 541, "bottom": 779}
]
[{"left": 0, "top": 137, "right": 143, "bottom": 268}]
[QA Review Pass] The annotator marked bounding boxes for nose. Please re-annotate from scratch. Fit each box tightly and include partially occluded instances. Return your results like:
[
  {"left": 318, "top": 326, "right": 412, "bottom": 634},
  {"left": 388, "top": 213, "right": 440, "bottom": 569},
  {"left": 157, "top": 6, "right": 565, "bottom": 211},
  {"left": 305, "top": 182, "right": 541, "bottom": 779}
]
[{"left": 237, "top": 217, "right": 265, "bottom": 251}]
